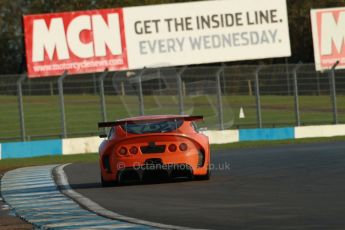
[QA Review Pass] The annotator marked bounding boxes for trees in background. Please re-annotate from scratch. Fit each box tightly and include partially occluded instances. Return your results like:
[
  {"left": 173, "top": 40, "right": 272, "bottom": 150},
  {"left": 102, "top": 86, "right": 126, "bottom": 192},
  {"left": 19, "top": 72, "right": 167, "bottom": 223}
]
[
  {"left": 0, "top": 0, "right": 343, "bottom": 74},
  {"left": 287, "top": 0, "right": 344, "bottom": 63}
]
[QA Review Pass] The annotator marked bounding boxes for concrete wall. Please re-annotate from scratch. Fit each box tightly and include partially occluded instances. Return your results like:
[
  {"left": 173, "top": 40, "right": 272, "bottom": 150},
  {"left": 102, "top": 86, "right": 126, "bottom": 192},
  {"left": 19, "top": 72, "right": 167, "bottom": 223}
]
[
  {"left": 239, "top": 127, "right": 295, "bottom": 141},
  {"left": 295, "top": 124, "right": 345, "bottom": 139},
  {"left": 62, "top": 137, "right": 102, "bottom": 155},
  {"left": 0, "top": 139, "right": 62, "bottom": 160},
  {"left": 1, "top": 124, "right": 345, "bottom": 159},
  {"left": 203, "top": 130, "right": 239, "bottom": 144}
]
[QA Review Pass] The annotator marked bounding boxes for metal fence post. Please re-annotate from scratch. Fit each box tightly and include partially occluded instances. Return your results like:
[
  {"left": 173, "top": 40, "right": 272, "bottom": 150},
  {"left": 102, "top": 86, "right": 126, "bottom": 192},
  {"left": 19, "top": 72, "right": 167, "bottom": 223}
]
[
  {"left": 329, "top": 61, "right": 339, "bottom": 124},
  {"left": 58, "top": 71, "right": 68, "bottom": 138},
  {"left": 316, "top": 71, "right": 321, "bottom": 96},
  {"left": 93, "top": 73, "right": 98, "bottom": 95},
  {"left": 254, "top": 66, "right": 263, "bottom": 128},
  {"left": 158, "top": 69, "right": 162, "bottom": 95},
  {"left": 216, "top": 65, "right": 225, "bottom": 130},
  {"left": 138, "top": 68, "right": 146, "bottom": 116},
  {"left": 17, "top": 74, "right": 26, "bottom": 141},
  {"left": 285, "top": 58, "right": 291, "bottom": 96},
  {"left": 99, "top": 69, "right": 109, "bottom": 122},
  {"left": 177, "top": 66, "right": 187, "bottom": 115},
  {"left": 292, "top": 63, "right": 302, "bottom": 126},
  {"left": 222, "top": 63, "right": 227, "bottom": 94}
]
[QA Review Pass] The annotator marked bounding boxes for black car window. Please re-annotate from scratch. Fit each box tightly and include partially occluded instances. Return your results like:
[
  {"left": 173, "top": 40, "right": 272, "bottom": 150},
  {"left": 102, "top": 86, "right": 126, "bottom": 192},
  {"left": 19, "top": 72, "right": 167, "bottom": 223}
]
[{"left": 122, "top": 120, "right": 183, "bottom": 134}]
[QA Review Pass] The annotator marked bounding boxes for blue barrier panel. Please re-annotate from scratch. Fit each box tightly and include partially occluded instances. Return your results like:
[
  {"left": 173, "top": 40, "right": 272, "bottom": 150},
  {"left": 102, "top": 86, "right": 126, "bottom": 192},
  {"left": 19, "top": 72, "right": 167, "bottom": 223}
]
[
  {"left": 239, "top": 127, "right": 295, "bottom": 141},
  {"left": 1, "top": 139, "right": 62, "bottom": 159}
]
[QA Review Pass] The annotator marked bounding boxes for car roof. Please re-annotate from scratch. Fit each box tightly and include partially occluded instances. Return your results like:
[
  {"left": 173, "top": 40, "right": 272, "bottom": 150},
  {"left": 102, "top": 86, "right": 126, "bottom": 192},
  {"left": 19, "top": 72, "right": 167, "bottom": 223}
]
[{"left": 117, "top": 115, "right": 193, "bottom": 122}]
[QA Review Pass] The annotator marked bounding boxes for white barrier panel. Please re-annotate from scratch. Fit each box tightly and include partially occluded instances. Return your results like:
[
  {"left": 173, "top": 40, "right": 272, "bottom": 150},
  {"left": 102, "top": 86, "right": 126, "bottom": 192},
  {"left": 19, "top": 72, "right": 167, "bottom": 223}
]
[
  {"left": 203, "top": 130, "right": 239, "bottom": 144},
  {"left": 62, "top": 136, "right": 102, "bottom": 155},
  {"left": 295, "top": 124, "right": 345, "bottom": 139}
]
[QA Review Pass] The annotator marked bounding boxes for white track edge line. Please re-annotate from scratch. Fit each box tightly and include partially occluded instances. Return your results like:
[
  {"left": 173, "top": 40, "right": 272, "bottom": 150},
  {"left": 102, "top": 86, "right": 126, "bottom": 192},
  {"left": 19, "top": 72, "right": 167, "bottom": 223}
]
[{"left": 54, "top": 163, "right": 203, "bottom": 230}]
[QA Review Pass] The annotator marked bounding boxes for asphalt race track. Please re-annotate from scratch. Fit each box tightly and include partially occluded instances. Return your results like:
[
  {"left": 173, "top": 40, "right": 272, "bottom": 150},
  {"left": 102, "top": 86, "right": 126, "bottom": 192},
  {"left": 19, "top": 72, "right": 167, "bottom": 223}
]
[{"left": 65, "top": 142, "right": 345, "bottom": 230}]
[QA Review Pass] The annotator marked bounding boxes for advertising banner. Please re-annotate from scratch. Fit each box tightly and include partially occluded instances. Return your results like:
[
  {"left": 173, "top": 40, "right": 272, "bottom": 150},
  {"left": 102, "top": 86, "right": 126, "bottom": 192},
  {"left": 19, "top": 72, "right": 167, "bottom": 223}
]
[
  {"left": 124, "top": 0, "right": 291, "bottom": 69},
  {"left": 23, "top": 0, "right": 291, "bottom": 78},
  {"left": 23, "top": 8, "right": 128, "bottom": 77},
  {"left": 311, "top": 7, "right": 345, "bottom": 71}
]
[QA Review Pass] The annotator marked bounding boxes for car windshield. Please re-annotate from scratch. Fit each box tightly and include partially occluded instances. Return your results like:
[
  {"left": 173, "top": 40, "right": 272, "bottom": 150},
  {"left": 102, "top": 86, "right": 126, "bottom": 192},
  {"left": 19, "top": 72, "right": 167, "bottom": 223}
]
[{"left": 121, "top": 120, "right": 183, "bottom": 134}]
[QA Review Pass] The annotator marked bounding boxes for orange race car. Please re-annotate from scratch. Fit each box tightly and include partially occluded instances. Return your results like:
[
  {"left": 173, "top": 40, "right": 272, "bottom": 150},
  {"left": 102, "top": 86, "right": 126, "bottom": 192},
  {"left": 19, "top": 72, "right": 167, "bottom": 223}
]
[{"left": 98, "top": 115, "right": 210, "bottom": 186}]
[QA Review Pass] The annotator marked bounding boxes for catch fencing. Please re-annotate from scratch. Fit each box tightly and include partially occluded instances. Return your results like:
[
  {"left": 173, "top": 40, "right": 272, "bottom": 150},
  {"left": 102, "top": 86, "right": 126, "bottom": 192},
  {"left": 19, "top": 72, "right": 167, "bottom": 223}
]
[{"left": 1, "top": 63, "right": 345, "bottom": 142}]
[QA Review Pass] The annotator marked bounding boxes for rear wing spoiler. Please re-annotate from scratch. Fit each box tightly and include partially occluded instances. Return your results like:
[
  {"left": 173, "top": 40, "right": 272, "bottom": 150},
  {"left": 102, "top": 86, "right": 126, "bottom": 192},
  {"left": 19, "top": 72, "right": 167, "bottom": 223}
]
[{"left": 98, "top": 115, "right": 203, "bottom": 128}]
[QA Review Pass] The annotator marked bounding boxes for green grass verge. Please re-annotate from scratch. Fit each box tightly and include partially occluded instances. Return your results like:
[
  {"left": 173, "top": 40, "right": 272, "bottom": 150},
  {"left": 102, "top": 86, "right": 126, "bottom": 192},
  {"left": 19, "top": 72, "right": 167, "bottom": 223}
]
[
  {"left": 1, "top": 135, "right": 345, "bottom": 174},
  {"left": 0, "top": 154, "right": 98, "bottom": 174},
  {"left": 1, "top": 95, "right": 345, "bottom": 141}
]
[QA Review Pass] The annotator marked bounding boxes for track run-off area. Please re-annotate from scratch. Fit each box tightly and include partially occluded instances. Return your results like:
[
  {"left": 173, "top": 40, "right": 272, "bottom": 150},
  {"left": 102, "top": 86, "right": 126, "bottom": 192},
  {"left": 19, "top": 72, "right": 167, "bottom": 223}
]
[{"left": 1, "top": 141, "right": 345, "bottom": 229}]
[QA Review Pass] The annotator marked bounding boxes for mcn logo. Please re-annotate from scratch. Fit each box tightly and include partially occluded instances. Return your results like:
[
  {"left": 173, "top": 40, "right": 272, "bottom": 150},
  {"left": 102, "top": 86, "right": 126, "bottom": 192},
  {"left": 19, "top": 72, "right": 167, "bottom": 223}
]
[
  {"left": 32, "top": 14, "right": 122, "bottom": 61},
  {"left": 319, "top": 11, "right": 345, "bottom": 56},
  {"left": 24, "top": 9, "right": 128, "bottom": 77},
  {"left": 312, "top": 8, "right": 345, "bottom": 70}
]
